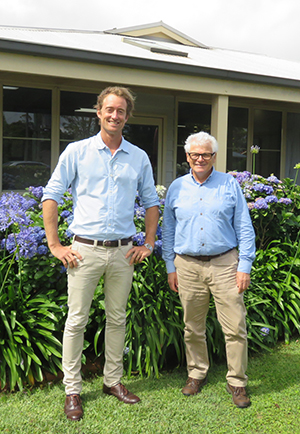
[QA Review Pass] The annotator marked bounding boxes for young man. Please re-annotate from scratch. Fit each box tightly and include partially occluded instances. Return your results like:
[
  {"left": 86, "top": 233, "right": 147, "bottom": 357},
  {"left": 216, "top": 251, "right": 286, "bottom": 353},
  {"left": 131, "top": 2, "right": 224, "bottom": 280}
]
[
  {"left": 42, "top": 86, "right": 159, "bottom": 421},
  {"left": 162, "top": 131, "right": 255, "bottom": 408}
]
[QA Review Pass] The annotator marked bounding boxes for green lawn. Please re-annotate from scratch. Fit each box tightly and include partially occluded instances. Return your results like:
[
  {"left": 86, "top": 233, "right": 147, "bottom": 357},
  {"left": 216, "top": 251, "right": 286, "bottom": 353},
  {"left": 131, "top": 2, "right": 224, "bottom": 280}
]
[{"left": 0, "top": 339, "right": 299, "bottom": 434}]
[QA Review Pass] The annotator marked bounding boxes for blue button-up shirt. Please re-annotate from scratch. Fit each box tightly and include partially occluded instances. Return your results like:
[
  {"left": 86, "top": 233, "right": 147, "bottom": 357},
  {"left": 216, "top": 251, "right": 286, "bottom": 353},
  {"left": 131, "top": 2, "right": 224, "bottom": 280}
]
[
  {"left": 162, "top": 168, "right": 256, "bottom": 274},
  {"left": 42, "top": 132, "right": 159, "bottom": 240}
]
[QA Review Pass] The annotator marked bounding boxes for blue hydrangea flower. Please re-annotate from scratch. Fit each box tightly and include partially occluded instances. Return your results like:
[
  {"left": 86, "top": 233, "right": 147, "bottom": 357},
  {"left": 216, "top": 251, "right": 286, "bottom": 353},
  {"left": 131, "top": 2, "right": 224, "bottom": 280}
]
[
  {"left": 134, "top": 204, "right": 146, "bottom": 219},
  {"left": 252, "top": 183, "right": 265, "bottom": 192},
  {"left": 60, "top": 210, "right": 71, "bottom": 219},
  {"left": 253, "top": 198, "right": 268, "bottom": 209},
  {"left": 263, "top": 185, "right": 274, "bottom": 195},
  {"left": 37, "top": 245, "right": 48, "bottom": 255},
  {"left": 260, "top": 327, "right": 270, "bottom": 336},
  {"left": 154, "top": 239, "right": 162, "bottom": 256},
  {"left": 28, "top": 186, "right": 44, "bottom": 200},
  {"left": 267, "top": 175, "right": 280, "bottom": 184},
  {"left": 156, "top": 225, "right": 162, "bottom": 239},
  {"left": 279, "top": 197, "right": 292, "bottom": 205},
  {"left": 265, "top": 195, "right": 278, "bottom": 203},
  {"left": 132, "top": 232, "right": 145, "bottom": 246}
]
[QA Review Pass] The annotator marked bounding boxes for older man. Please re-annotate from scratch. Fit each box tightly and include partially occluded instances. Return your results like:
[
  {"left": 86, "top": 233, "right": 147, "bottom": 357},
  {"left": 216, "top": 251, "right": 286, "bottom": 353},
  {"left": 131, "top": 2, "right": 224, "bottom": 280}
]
[
  {"left": 162, "top": 131, "right": 255, "bottom": 408},
  {"left": 42, "top": 86, "right": 159, "bottom": 420}
]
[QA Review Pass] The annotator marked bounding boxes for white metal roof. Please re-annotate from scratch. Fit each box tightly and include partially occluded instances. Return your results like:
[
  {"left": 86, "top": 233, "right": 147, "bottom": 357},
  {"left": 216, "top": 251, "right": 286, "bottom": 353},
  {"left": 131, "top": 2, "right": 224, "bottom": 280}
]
[{"left": 0, "top": 24, "right": 300, "bottom": 84}]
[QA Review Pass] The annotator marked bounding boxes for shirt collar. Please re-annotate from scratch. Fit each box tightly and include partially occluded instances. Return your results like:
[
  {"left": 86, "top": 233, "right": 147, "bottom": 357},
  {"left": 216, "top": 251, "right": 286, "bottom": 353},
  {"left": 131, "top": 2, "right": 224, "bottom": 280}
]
[
  {"left": 96, "top": 132, "right": 130, "bottom": 154},
  {"left": 189, "top": 166, "right": 215, "bottom": 185}
]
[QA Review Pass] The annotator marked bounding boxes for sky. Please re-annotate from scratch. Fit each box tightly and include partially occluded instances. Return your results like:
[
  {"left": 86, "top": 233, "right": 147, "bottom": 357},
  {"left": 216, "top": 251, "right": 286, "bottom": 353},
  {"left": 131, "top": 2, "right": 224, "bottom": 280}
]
[{"left": 0, "top": 0, "right": 300, "bottom": 62}]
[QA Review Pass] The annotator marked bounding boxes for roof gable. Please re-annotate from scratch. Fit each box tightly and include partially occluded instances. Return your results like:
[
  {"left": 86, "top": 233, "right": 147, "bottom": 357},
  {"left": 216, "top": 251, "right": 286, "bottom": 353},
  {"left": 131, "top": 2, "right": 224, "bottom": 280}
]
[{"left": 105, "top": 21, "right": 209, "bottom": 48}]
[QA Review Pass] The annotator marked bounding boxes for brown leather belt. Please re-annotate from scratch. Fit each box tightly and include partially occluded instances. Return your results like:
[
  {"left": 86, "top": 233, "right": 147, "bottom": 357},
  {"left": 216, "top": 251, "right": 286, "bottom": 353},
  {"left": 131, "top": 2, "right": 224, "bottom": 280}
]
[
  {"left": 74, "top": 235, "right": 132, "bottom": 247},
  {"left": 187, "top": 248, "right": 234, "bottom": 262}
]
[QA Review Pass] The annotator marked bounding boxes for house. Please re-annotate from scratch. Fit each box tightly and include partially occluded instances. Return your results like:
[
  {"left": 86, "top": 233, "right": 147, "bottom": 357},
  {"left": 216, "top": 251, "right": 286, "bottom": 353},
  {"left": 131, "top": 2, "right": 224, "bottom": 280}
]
[{"left": 1, "top": 21, "right": 300, "bottom": 192}]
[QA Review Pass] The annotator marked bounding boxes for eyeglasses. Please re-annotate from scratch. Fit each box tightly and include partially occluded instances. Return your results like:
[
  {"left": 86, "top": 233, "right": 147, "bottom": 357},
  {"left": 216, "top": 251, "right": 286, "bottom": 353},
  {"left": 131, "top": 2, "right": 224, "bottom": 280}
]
[{"left": 188, "top": 152, "right": 215, "bottom": 161}]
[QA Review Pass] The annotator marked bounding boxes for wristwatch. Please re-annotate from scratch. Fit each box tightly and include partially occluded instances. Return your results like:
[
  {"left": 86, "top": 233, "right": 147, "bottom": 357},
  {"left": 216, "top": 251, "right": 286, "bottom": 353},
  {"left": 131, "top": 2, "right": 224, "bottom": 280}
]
[{"left": 144, "top": 243, "right": 153, "bottom": 253}]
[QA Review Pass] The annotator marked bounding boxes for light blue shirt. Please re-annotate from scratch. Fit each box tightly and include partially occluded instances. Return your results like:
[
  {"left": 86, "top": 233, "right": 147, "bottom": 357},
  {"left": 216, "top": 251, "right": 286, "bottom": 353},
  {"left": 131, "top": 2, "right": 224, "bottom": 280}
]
[
  {"left": 42, "top": 132, "right": 159, "bottom": 240},
  {"left": 162, "top": 168, "right": 256, "bottom": 274}
]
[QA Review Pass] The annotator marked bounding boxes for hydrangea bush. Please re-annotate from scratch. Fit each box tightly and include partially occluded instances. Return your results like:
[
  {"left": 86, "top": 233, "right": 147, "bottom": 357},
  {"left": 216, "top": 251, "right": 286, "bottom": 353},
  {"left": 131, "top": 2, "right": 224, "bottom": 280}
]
[{"left": 0, "top": 173, "right": 300, "bottom": 389}]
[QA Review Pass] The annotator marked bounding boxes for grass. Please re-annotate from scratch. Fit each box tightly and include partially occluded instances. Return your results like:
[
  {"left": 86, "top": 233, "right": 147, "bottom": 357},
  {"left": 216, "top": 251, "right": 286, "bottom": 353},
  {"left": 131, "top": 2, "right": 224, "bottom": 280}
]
[{"left": 0, "top": 339, "right": 300, "bottom": 434}]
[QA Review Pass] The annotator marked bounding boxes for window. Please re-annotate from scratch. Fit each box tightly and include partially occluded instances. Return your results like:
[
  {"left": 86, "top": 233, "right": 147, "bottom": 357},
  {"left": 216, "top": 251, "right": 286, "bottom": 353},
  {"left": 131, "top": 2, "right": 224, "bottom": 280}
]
[
  {"left": 177, "top": 102, "right": 211, "bottom": 177},
  {"left": 3, "top": 86, "right": 51, "bottom": 190},
  {"left": 286, "top": 112, "right": 300, "bottom": 181},
  {"left": 253, "top": 109, "right": 281, "bottom": 177},
  {"left": 123, "top": 118, "right": 162, "bottom": 183},
  {"left": 227, "top": 107, "right": 248, "bottom": 172},
  {"left": 60, "top": 91, "right": 99, "bottom": 153}
]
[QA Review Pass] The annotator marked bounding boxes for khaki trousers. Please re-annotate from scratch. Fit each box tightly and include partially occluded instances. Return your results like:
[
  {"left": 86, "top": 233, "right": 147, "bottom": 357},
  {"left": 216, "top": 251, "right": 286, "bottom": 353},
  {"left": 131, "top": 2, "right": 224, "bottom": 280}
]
[
  {"left": 63, "top": 240, "right": 134, "bottom": 395},
  {"left": 174, "top": 249, "right": 248, "bottom": 387}
]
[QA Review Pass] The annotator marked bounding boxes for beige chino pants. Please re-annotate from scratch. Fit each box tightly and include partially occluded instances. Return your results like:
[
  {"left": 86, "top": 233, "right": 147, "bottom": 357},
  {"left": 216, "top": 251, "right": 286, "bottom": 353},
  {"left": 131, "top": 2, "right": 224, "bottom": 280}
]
[
  {"left": 174, "top": 249, "right": 248, "bottom": 387},
  {"left": 63, "top": 240, "right": 134, "bottom": 395}
]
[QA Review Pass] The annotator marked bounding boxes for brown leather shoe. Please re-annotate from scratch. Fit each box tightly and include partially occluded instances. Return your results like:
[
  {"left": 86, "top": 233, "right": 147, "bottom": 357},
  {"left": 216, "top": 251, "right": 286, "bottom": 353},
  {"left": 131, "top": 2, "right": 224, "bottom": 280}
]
[
  {"left": 226, "top": 383, "right": 251, "bottom": 408},
  {"left": 64, "top": 394, "right": 83, "bottom": 421},
  {"left": 103, "top": 382, "right": 141, "bottom": 404},
  {"left": 182, "top": 376, "right": 207, "bottom": 396}
]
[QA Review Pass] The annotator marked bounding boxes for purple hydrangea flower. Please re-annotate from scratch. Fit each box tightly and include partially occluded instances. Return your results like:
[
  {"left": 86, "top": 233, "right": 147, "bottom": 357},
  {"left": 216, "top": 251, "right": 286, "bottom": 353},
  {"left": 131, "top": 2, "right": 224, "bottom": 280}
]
[
  {"left": 263, "top": 185, "right": 274, "bottom": 195},
  {"left": 267, "top": 175, "right": 280, "bottom": 184},
  {"left": 37, "top": 245, "right": 48, "bottom": 255},
  {"left": 265, "top": 195, "right": 278, "bottom": 203},
  {"left": 134, "top": 204, "right": 146, "bottom": 219},
  {"left": 154, "top": 239, "right": 162, "bottom": 256},
  {"left": 279, "top": 198, "right": 292, "bottom": 205},
  {"left": 252, "top": 183, "right": 265, "bottom": 193},
  {"left": 132, "top": 232, "right": 145, "bottom": 246},
  {"left": 253, "top": 198, "right": 268, "bottom": 209},
  {"left": 28, "top": 186, "right": 44, "bottom": 200},
  {"left": 156, "top": 225, "right": 162, "bottom": 239},
  {"left": 260, "top": 327, "right": 270, "bottom": 336},
  {"left": 60, "top": 210, "right": 71, "bottom": 219}
]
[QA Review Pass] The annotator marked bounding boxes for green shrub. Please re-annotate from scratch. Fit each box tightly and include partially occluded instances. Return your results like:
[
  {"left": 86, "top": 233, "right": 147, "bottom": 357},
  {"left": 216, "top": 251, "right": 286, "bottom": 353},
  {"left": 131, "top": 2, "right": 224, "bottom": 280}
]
[{"left": 1, "top": 169, "right": 300, "bottom": 390}]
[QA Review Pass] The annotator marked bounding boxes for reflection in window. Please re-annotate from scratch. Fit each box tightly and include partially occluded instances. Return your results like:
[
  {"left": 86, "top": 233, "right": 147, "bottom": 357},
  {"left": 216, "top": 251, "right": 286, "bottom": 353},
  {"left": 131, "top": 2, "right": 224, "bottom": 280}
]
[
  {"left": 3, "top": 86, "right": 51, "bottom": 190},
  {"left": 60, "top": 91, "right": 99, "bottom": 154},
  {"left": 177, "top": 102, "right": 211, "bottom": 177},
  {"left": 123, "top": 124, "right": 159, "bottom": 182},
  {"left": 286, "top": 113, "right": 300, "bottom": 181},
  {"left": 253, "top": 109, "right": 281, "bottom": 178},
  {"left": 227, "top": 107, "right": 248, "bottom": 172}
]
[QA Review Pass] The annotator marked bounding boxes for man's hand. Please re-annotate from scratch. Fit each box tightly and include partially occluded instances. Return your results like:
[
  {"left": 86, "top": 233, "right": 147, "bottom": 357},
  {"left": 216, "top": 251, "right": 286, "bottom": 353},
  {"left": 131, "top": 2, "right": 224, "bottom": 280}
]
[
  {"left": 126, "top": 245, "right": 153, "bottom": 265},
  {"left": 236, "top": 271, "right": 250, "bottom": 294},
  {"left": 168, "top": 272, "right": 179, "bottom": 293},
  {"left": 50, "top": 243, "right": 82, "bottom": 269}
]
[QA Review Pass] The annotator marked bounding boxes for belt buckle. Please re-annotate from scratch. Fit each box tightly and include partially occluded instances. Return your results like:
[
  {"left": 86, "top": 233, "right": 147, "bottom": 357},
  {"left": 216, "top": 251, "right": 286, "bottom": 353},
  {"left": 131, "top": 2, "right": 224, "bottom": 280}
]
[{"left": 103, "top": 240, "right": 112, "bottom": 247}]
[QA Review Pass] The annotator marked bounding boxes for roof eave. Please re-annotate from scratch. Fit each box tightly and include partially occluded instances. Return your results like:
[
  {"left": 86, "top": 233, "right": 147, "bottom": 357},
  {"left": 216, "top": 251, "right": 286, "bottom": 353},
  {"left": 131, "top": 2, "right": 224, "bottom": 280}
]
[{"left": 1, "top": 39, "right": 300, "bottom": 89}]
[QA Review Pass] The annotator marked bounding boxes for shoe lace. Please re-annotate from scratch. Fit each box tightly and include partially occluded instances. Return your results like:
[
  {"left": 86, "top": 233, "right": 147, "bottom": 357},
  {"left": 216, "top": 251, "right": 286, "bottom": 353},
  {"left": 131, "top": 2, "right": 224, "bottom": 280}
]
[
  {"left": 70, "top": 394, "right": 81, "bottom": 405},
  {"left": 233, "top": 387, "right": 245, "bottom": 396}
]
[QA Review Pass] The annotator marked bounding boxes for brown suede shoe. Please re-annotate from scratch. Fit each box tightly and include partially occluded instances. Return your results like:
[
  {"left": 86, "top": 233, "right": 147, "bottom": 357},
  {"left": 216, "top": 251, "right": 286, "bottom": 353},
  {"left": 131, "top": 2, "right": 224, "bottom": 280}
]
[
  {"left": 182, "top": 376, "right": 208, "bottom": 396},
  {"left": 103, "top": 382, "right": 140, "bottom": 404},
  {"left": 64, "top": 394, "right": 83, "bottom": 421},
  {"left": 226, "top": 383, "right": 251, "bottom": 408}
]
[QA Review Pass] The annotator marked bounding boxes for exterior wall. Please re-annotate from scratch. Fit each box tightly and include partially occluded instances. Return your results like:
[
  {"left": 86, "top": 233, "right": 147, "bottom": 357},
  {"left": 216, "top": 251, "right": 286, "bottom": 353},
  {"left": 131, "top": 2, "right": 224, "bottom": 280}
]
[{"left": 1, "top": 53, "right": 300, "bottom": 192}]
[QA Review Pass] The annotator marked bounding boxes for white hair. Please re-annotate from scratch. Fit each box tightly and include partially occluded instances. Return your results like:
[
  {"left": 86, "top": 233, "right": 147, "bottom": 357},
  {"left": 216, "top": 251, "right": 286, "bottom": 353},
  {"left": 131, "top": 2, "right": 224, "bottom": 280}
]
[{"left": 184, "top": 131, "right": 219, "bottom": 153}]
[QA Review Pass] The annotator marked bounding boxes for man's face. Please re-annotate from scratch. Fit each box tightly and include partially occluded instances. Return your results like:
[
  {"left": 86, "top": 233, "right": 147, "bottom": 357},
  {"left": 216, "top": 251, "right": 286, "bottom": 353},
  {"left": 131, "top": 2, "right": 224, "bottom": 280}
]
[
  {"left": 186, "top": 141, "right": 216, "bottom": 183},
  {"left": 97, "top": 94, "right": 128, "bottom": 137}
]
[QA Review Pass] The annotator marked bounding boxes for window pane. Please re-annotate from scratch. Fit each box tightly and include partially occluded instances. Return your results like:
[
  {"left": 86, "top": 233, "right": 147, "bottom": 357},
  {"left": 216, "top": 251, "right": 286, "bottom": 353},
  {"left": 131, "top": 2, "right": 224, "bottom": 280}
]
[
  {"left": 3, "top": 86, "right": 51, "bottom": 190},
  {"left": 253, "top": 109, "right": 281, "bottom": 177},
  {"left": 286, "top": 113, "right": 300, "bottom": 181},
  {"left": 123, "top": 124, "right": 158, "bottom": 182},
  {"left": 60, "top": 91, "right": 99, "bottom": 153},
  {"left": 177, "top": 102, "right": 211, "bottom": 177},
  {"left": 227, "top": 107, "right": 248, "bottom": 172}
]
